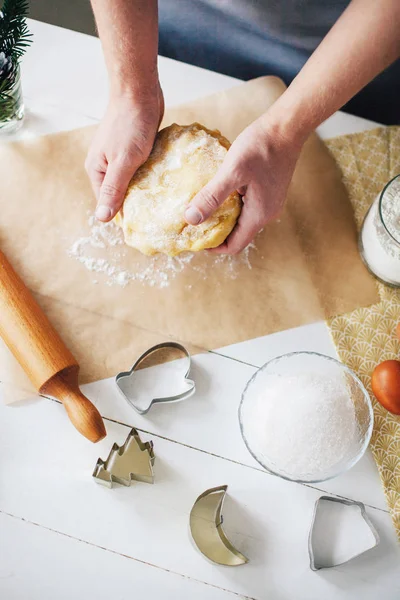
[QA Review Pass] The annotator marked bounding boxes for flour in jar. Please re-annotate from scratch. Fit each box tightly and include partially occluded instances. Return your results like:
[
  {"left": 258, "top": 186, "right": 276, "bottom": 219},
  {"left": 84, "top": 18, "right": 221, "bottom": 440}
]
[
  {"left": 67, "top": 215, "right": 254, "bottom": 288},
  {"left": 360, "top": 176, "right": 400, "bottom": 285}
]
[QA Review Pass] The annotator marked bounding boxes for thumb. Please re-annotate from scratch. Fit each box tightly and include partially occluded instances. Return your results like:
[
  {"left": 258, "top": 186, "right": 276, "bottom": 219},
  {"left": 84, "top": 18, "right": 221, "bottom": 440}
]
[
  {"left": 185, "top": 169, "right": 237, "bottom": 225},
  {"left": 95, "top": 159, "right": 137, "bottom": 222}
]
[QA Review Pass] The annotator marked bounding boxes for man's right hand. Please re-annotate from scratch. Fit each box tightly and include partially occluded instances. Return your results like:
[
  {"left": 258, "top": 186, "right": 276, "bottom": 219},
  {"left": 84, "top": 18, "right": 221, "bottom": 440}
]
[{"left": 85, "top": 84, "right": 164, "bottom": 222}]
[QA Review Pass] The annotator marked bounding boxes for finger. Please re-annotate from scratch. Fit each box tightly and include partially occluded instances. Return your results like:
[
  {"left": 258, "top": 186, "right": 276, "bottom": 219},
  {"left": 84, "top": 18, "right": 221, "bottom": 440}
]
[
  {"left": 209, "top": 200, "right": 264, "bottom": 255},
  {"left": 185, "top": 168, "right": 238, "bottom": 225},
  {"left": 85, "top": 152, "right": 107, "bottom": 201},
  {"left": 87, "top": 167, "right": 106, "bottom": 201},
  {"left": 95, "top": 158, "right": 137, "bottom": 222}
]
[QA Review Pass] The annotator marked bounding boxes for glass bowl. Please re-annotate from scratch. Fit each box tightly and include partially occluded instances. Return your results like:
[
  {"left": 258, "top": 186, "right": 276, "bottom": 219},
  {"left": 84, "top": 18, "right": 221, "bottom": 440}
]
[{"left": 239, "top": 352, "right": 373, "bottom": 483}]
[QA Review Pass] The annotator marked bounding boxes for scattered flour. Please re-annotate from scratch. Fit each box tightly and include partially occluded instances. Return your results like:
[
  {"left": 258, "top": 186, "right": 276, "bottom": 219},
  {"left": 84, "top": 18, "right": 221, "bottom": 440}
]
[
  {"left": 67, "top": 215, "right": 254, "bottom": 288},
  {"left": 241, "top": 372, "right": 358, "bottom": 481}
]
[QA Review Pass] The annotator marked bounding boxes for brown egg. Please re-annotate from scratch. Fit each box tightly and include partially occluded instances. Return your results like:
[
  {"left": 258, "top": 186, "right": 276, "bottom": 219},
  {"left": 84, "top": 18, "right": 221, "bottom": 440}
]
[
  {"left": 371, "top": 360, "right": 400, "bottom": 415},
  {"left": 396, "top": 322, "right": 400, "bottom": 342}
]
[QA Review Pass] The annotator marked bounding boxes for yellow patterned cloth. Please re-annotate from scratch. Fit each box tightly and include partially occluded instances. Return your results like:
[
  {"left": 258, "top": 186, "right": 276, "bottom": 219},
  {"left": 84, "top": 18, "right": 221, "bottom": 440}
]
[{"left": 326, "top": 127, "right": 400, "bottom": 539}]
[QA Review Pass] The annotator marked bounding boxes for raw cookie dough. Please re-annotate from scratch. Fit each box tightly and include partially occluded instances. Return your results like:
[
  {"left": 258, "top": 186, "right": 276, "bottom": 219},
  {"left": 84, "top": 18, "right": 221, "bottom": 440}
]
[{"left": 114, "top": 123, "right": 242, "bottom": 256}]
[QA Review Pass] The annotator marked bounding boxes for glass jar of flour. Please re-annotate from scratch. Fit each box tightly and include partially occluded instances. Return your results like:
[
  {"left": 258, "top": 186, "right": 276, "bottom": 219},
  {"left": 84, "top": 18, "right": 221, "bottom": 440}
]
[{"left": 359, "top": 174, "right": 400, "bottom": 287}]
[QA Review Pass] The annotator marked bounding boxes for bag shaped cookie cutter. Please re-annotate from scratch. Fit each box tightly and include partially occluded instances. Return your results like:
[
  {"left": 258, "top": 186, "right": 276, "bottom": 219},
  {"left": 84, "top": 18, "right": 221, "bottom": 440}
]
[
  {"left": 115, "top": 342, "right": 196, "bottom": 415},
  {"left": 308, "top": 495, "right": 380, "bottom": 571}
]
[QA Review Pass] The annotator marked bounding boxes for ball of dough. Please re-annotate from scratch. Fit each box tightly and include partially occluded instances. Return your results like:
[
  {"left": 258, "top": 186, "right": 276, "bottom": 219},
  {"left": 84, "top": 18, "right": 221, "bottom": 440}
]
[{"left": 114, "top": 123, "right": 241, "bottom": 256}]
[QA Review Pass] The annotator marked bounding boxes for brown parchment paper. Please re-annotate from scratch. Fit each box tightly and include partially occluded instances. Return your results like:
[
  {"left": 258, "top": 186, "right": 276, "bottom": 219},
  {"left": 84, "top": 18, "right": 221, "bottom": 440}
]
[{"left": 0, "top": 76, "right": 379, "bottom": 401}]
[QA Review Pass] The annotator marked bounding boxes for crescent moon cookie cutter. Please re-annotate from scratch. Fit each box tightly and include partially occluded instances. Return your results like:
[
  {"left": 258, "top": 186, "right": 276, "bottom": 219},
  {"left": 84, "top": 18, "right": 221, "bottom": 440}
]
[
  {"left": 308, "top": 496, "right": 380, "bottom": 571},
  {"left": 190, "top": 485, "right": 249, "bottom": 567},
  {"left": 93, "top": 427, "right": 155, "bottom": 488},
  {"left": 115, "top": 342, "right": 196, "bottom": 415}
]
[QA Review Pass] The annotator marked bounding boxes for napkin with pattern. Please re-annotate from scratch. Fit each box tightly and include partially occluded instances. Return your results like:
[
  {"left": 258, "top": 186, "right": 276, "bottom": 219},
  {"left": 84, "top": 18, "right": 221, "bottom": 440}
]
[{"left": 326, "top": 127, "right": 400, "bottom": 539}]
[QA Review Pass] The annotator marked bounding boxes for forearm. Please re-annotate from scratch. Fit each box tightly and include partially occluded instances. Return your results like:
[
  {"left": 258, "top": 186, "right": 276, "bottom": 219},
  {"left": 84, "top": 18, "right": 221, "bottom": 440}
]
[
  {"left": 91, "top": 0, "right": 159, "bottom": 99},
  {"left": 270, "top": 0, "right": 400, "bottom": 144}
]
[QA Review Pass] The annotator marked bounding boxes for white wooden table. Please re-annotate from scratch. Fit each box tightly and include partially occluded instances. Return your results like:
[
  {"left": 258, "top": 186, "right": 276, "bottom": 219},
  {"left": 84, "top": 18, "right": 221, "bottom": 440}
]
[{"left": 0, "top": 19, "right": 399, "bottom": 600}]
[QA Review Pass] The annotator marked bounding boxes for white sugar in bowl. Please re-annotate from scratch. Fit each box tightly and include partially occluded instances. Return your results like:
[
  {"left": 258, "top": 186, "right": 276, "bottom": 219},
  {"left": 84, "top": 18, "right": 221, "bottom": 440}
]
[{"left": 239, "top": 352, "right": 373, "bottom": 483}]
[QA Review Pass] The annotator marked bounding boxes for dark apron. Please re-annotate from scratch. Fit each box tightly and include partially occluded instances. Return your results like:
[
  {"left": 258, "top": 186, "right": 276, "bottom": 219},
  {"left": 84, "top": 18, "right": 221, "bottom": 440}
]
[{"left": 159, "top": 0, "right": 400, "bottom": 124}]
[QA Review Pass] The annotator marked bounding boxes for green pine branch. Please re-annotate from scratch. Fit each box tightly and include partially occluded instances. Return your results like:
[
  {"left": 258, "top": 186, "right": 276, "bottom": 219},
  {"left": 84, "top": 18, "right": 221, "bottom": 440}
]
[
  {"left": 0, "top": 0, "right": 32, "bottom": 62},
  {"left": 0, "top": 0, "right": 31, "bottom": 121}
]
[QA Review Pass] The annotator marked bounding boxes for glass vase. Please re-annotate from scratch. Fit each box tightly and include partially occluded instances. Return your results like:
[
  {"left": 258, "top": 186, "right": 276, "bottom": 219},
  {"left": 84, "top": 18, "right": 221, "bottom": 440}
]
[{"left": 0, "top": 66, "right": 24, "bottom": 134}]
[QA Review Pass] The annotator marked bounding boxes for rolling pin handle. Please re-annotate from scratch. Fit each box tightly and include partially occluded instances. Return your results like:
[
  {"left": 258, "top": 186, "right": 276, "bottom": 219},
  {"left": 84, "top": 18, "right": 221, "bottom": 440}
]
[
  {"left": 40, "top": 367, "right": 106, "bottom": 443},
  {"left": 0, "top": 248, "right": 106, "bottom": 443}
]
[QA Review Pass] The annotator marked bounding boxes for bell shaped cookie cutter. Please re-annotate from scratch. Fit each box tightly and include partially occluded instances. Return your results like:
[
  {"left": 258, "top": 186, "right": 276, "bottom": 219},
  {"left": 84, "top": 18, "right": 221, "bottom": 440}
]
[
  {"left": 309, "top": 495, "right": 380, "bottom": 571},
  {"left": 93, "top": 427, "right": 155, "bottom": 488},
  {"left": 115, "top": 342, "right": 196, "bottom": 415},
  {"left": 190, "top": 485, "right": 249, "bottom": 567}
]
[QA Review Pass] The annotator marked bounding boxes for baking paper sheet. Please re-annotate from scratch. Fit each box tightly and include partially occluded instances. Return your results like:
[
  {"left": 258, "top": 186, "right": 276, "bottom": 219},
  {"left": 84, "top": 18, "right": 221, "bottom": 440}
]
[{"left": 0, "top": 76, "right": 378, "bottom": 401}]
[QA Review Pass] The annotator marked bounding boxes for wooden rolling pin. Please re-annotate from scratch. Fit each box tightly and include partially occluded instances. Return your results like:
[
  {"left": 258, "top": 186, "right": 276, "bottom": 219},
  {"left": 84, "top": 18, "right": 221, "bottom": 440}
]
[{"left": 0, "top": 249, "right": 106, "bottom": 443}]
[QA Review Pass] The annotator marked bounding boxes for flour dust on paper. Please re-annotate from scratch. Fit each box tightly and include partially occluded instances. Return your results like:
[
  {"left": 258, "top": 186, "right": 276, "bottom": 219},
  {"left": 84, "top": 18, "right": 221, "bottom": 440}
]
[{"left": 67, "top": 215, "right": 254, "bottom": 288}]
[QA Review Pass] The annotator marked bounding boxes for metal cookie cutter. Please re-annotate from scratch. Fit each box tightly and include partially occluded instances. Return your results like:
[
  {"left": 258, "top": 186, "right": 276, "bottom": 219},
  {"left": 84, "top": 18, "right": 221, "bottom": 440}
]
[
  {"left": 116, "top": 342, "right": 196, "bottom": 415},
  {"left": 93, "top": 427, "right": 155, "bottom": 488},
  {"left": 309, "top": 495, "right": 380, "bottom": 571},
  {"left": 190, "top": 485, "right": 249, "bottom": 567}
]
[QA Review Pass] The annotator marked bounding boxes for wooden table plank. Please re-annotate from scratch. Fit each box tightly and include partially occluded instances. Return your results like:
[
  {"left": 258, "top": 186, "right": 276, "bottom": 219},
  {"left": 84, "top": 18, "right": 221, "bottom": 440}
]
[
  {"left": 0, "top": 512, "right": 244, "bottom": 600},
  {"left": 0, "top": 398, "right": 399, "bottom": 600}
]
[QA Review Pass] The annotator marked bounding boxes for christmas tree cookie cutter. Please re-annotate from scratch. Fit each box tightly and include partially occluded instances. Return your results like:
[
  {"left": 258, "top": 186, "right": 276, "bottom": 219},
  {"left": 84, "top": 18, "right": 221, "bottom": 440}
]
[
  {"left": 93, "top": 427, "right": 155, "bottom": 488},
  {"left": 115, "top": 342, "right": 196, "bottom": 415},
  {"left": 190, "top": 485, "right": 249, "bottom": 567}
]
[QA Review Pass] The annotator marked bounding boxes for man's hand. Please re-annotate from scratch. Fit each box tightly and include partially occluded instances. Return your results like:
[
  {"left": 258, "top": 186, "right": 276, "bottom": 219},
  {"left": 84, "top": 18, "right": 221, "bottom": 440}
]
[
  {"left": 185, "top": 114, "right": 302, "bottom": 254},
  {"left": 88, "top": 0, "right": 161, "bottom": 221},
  {"left": 85, "top": 86, "right": 164, "bottom": 222},
  {"left": 186, "top": 0, "right": 400, "bottom": 254}
]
